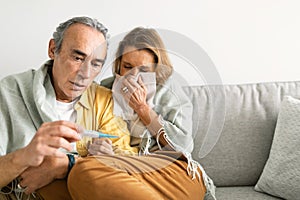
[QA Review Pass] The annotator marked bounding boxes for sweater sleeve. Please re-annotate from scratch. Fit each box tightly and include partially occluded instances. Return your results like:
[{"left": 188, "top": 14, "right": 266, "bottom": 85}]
[
  {"left": 152, "top": 77, "right": 194, "bottom": 153},
  {"left": 0, "top": 84, "right": 8, "bottom": 156},
  {"left": 0, "top": 71, "right": 40, "bottom": 156}
]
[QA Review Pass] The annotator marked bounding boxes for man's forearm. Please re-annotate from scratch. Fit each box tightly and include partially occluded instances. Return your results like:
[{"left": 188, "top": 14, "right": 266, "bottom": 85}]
[
  {"left": 18, "top": 155, "right": 71, "bottom": 194},
  {"left": 0, "top": 149, "right": 28, "bottom": 187}
]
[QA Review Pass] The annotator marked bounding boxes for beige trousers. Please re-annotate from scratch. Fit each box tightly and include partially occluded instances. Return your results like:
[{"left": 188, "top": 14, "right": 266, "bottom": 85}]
[
  {"left": 68, "top": 154, "right": 206, "bottom": 200},
  {"left": 0, "top": 178, "right": 70, "bottom": 200},
  {"left": 1, "top": 154, "right": 206, "bottom": 200}
]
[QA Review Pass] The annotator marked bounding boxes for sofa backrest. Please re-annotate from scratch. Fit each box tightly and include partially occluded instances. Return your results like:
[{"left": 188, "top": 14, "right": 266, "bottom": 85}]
[{"left": 183, "top": 81, "right": 300, "bottom": 186}]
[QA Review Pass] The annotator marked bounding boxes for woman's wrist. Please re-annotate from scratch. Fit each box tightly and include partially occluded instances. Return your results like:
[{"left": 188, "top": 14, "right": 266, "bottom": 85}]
[
  {"left": 146, "top": 113, "right": 165, "bottom": 137},
  {"left": 135, "top": 104, "right": 152, "bottom": 125}
]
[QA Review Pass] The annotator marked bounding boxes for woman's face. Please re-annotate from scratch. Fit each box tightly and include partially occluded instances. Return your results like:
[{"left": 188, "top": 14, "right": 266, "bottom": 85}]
[{"left": 119, "top": 46, "right": 155, "bottom": 76}]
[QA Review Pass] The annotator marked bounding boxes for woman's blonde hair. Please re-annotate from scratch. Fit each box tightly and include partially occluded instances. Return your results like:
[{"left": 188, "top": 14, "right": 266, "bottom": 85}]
[{"left": 113, "top": 27, "right": 173, "bottom": 85}]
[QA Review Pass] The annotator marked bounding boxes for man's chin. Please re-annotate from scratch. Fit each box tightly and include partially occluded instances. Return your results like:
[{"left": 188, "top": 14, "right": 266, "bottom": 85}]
[{"left": 69, "top": 90, "right": 84, "bottom": 100}]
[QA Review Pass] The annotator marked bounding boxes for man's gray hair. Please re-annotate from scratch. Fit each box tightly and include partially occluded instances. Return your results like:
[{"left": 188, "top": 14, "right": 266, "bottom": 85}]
[{"left": 53, "top": 16, "right": 109, "bottom": 54}]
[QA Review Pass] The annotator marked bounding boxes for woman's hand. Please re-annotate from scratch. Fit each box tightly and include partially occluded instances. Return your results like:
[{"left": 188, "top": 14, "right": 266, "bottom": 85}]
[
  {"left": 88, "top": 138, "right": 114, "bottom": 155},
  {"left": 122, "top": 75, "right": 152, "bottom": 125},
  {"left": 122, "top": 75, "right": 148, "bottom": 112}
]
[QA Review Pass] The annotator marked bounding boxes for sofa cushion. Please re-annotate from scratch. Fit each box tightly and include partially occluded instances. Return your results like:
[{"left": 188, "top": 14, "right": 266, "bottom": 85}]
[
  {"left": 255, "top": 96, "right": 300, "bottom": 199},
  {"left": 216, "top": 186, "right": 282, "bottom": 200},
  {"left": 184, "top": 81, "right": 300, "bottom": 186}
]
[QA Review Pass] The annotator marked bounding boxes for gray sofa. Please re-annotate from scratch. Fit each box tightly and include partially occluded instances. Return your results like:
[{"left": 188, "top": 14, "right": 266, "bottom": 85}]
[{"left": 184, "top": 81, "right": 300, "bottom": 200}]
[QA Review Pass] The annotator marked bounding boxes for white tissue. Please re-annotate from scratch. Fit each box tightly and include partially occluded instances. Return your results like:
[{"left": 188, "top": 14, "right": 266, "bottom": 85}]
[{"left": 112, "top": 72, "right": 156, "bottom": 120}]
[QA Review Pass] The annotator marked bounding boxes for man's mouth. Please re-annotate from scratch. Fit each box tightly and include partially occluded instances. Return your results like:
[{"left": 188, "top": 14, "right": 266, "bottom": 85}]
[{"left": 70, "top": 81, "right": 86, "bottom": 90}]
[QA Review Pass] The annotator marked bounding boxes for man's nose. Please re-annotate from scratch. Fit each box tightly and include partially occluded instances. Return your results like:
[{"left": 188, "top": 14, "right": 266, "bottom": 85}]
[{"left": 78, "top": 62, "right": 91, "bottom": 79}]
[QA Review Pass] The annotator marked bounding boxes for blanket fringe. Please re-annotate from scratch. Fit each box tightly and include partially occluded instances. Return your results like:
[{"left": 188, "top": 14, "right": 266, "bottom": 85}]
[
  {"left": 154, "top": 132, "right": 216, "bottom": 200},
  {"left": 0, "top": 179, "right": 36, "bottom": 200}
]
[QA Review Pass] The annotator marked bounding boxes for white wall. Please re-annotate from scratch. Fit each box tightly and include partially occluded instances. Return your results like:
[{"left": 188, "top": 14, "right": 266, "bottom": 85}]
[{"left": 1, "top": 0, "right": 300, "bottom": 85}]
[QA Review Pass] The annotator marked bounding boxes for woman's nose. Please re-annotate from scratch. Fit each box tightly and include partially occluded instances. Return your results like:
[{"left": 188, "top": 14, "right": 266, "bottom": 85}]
[{"left": 130, "top": 67, "right": 139, "bottom": 76}]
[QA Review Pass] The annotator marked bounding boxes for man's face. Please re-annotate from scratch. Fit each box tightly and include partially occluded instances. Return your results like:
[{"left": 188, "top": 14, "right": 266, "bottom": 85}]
[{"left": 49, "top": 23, "right": 107, "bottom": 102}]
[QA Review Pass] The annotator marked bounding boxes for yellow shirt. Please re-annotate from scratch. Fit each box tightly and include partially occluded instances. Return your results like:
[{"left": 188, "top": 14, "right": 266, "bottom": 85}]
[{"left": 75, "top": 83, "right": 138, "bottom": 156}]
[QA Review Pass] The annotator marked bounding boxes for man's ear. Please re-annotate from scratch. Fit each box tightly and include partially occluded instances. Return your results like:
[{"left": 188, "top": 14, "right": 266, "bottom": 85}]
[{"left": 48, "top": 39, "right": 56, "bottom": 59}]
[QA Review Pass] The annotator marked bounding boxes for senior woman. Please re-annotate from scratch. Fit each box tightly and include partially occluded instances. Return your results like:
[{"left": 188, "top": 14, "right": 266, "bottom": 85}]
[{"left": 68, "top": 27, "right": 215, "bottom": 200}]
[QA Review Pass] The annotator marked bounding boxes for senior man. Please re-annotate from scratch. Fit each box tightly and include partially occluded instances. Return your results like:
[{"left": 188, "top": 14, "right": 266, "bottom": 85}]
[{"left": 0, "top": 16, "right": 133, "bottom": 200}]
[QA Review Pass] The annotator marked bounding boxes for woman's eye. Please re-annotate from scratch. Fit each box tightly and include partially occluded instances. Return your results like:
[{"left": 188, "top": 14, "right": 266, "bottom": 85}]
[
  {"left": 124, "top": 65, "right": 132, "bottom": 69},
  {"left": 139, "top": 66, "right": 151, "bottom": 72},
  {"left": 140, "top": 68, "right": 148, "bottom": 72}
]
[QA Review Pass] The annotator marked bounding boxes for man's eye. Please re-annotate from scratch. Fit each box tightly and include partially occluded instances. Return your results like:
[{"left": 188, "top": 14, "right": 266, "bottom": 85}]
[
  {"left": 92, "top": 63, "right": 102, "bottom": 68},
  {"left": 124, "top": 65, "right": 132, "bottom": 69},
  {"left": 74, "top": 56, "right": 84, "bottom": 62}
]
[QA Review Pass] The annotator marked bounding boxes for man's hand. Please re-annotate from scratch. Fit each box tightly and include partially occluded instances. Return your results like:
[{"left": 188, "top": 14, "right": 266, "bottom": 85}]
[
  {"left": 18, "top": 156, "right": 69, "bottom": 194},
  {"left": 88, "top": 138, "right": 114, "bottom": 155},
  {"left": 21, "top": 120, "right": 80, "bottom": 168},
  {"left": 6, "top": 120, "right": 80, "bottom": 192}
]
